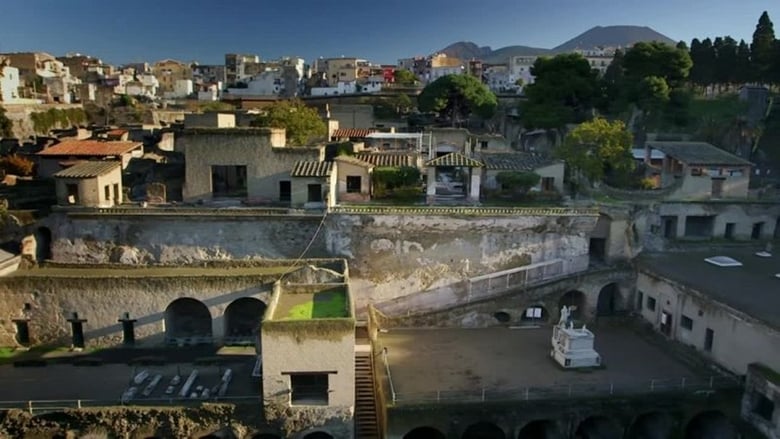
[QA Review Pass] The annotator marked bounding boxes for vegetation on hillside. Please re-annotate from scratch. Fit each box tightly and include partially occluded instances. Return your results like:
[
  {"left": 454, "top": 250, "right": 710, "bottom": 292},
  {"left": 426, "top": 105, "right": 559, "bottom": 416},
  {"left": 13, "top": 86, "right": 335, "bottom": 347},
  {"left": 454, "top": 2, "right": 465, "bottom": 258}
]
[
  {"left": 418, "top": 74, "right": 497, "bottom": 125},
  {"left": 30, "top": 108, "right": 87, "bottom": 134}
]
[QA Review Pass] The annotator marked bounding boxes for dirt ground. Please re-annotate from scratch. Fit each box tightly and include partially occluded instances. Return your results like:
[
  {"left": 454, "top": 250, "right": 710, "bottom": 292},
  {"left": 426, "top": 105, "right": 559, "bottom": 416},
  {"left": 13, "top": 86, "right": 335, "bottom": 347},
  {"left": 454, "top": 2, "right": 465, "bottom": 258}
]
[{"left": 379, "top": 326, "right": 697, "bottom": 399}]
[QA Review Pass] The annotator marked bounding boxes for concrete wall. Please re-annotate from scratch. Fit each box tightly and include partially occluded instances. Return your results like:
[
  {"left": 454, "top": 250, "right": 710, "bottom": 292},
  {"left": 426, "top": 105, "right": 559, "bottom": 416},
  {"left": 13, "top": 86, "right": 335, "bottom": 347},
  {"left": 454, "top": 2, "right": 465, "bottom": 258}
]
[
  {"left": 177, "top": 128, "right": 321, "bottom": 202},
  {"left": 0, "top": 271, "right": 278, "bottom": 346},
  {"left": 183, "top": 113, "right": 236, "bottom": 128},
  {"left": 637, "top": 270, "right": 780, "bottom": 375},
  {"left": 42, "top": 210, "right": 598, "bottom": 310},
  {"left": 334, "top": 160, "right": 371, "bottom": 202},
  {"left": 55, "top": 166, "right": 122, "bottom": 207},
  {"left": 291, "top": 175, "right": 335, "bottom": 208},
  {"left": 668, "top": 169, "right": 750, "bottom": 200},
  {"left": 742, "top": 364, "right": 780, "bottom": 439},
  {"left": 329, "top": 105, "right": 374, "bottom": 130}
]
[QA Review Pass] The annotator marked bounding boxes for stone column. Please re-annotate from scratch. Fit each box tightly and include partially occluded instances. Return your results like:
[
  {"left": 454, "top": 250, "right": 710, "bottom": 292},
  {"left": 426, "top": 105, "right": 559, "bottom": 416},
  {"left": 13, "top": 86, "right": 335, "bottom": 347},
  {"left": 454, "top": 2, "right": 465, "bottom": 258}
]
[
  {"left": 468, "top": 167, "right": 482, "bottom": 204},
  {"left": 426, "top": 167, "right": 437, "bottom": 205}
]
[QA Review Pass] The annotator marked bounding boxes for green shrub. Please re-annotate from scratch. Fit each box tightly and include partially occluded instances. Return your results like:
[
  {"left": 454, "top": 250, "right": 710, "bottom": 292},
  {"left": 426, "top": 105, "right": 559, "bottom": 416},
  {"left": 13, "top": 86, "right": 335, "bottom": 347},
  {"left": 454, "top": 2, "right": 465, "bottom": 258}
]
[{"left": 495, "top": 171, "right": 541, "bottom": 192}]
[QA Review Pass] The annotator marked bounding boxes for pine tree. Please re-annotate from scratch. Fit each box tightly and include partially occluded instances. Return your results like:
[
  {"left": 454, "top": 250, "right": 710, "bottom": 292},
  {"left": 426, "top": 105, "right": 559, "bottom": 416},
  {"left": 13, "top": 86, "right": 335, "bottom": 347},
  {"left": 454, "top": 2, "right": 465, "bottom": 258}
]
[
  {"left": 736, "top": 39, "right": 753, "bottom": 83},
  {"left": 751, "top": 11, "right": 776, "bottom": 84}
]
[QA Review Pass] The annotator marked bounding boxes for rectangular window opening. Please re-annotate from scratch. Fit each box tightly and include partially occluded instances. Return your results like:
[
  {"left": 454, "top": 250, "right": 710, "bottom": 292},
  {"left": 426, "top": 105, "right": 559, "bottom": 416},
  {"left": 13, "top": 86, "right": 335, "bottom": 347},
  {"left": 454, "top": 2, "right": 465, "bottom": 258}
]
[
  {"left": 346, "top": 176, "right": 361, "bottom": 193},
  {"left": 646, "top": 296, "right": 657, "bottom": 311},
  {"left": 279, "top": 180, "right": 291, "bottom": 202},
  {"left": 753, "top": 393, "right": 775, "bottom": 422},
  {"left": 290, "top": 373, "right": 329, "bottom": 406},
  {"left": 680, "top": 315, "right": 693, "bottom": 331},
  {"left": 211, "top": 165, "right": 247, "bottom": 198},
  {"left": 66, "top": 183, "right": 79, "bottom": 204},
  {"left": 704, "top": 328, "right": 714, "bottom": 352}
]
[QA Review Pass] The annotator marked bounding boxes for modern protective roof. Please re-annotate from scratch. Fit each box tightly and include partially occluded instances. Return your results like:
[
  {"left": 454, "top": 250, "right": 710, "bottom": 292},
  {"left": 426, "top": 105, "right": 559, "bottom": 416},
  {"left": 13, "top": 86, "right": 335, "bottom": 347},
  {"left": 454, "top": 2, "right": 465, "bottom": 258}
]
[
  {"left": 53, "top": 161, "right": 121, "bottom": 178},
  {"left": 291, "top": 160, "right": 333, "bottom": 177},
  {"left": 477, "top": 152, "right": 559, "bottom": 171},
  {"left": 638, "top": 248, "right": 780, "bottom": 330},
  {"left": 355, "top": 152, "right": 418, "bottom": 168},
  {"left": 425, "top": 152, "right": 483, "bottom": 168},
  {"left": 645, "top": 141, "right": 752, "bottom": 166},
  {"left": 37, "top": 140, "right": 142, "bottom": 157}
]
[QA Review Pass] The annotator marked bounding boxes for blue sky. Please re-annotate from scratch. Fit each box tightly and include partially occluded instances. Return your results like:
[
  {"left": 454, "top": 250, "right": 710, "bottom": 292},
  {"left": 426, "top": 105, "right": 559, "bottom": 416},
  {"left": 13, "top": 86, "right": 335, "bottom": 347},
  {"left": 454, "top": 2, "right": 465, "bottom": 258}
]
[{"left": 1, "top": 0, "right": 778, "bottom": 65}]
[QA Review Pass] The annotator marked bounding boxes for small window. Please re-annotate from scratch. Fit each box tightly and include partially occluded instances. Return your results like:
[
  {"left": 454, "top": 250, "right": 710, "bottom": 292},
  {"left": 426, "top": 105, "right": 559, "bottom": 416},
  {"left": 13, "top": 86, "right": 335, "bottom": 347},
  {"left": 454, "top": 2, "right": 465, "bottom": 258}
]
[
  {"left": 753, "top": 393, "right": 775, "bottom": 421},
  {"left": 646, "top": 296, "right": 656, "bottom": 311},
  {"left": 752, "top": 222, "right": 764, "bottom": 240},
  {"left": 66, "top": 183, "right": 79, "bottom": 204},
  {"left": 346, "top": 176, "right": 361, "bottom": 193},
  {"left": 279, "top": 181, "right": 291, "bottom": 202},
  {"left": 480, "top": 140, "right": 488, "bottom": 149},
  {"left": 541, "top": 177, "right": 555, "bottom": 192},
  {"left": 104, "top": 185, "right": 110, "bottom": 201},
  {"left": 680, "top": 315, "right": 693, "bottom": 330},
  {"left": 290, "top": 373, "right": 329, "bottom": 405}
]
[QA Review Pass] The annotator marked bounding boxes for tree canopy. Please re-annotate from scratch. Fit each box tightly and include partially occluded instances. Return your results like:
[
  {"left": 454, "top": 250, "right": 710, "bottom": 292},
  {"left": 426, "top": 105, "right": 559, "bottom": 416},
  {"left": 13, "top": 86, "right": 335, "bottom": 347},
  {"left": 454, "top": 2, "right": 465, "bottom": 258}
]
[
  {"left": 555, "top": 117, "right": 634, "bottom": 183},
  {"left": 751, "top": 11, "right": 776, "bottom": 83},
  {"left": 623, "top": 41, "right": 693, "bottom": 88},
  {"left": 418, "top": 74, "right": 497, "bottom": 124},
  {"left": 394, "top": 69, "right": 418, "bottom": 86},
  {"left": 250, "top": 100, "right": 326, "bottom": 145},
  {"left": 521, "top": 54, "right": 600, "bottom": 130}
]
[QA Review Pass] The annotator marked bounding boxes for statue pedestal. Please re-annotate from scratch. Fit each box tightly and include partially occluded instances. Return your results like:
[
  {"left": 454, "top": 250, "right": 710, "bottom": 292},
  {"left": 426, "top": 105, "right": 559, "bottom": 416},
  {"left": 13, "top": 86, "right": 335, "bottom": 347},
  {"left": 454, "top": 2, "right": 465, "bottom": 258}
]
[{"left": 550, "top": 324, "right": 601, "bottom": 369}]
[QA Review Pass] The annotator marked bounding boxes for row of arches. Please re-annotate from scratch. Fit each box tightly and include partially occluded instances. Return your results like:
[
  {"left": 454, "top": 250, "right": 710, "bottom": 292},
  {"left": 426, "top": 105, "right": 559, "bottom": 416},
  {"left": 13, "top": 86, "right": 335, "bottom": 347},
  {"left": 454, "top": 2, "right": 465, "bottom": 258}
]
[
  {"left": 494, "top": 282, "right": 623, "bottom": 325},
  {"left": 164, "top": 297, "right": 266, "bottom": 343},
  {"left": 402, "top": 410, "right": 737, "bottom": 439}
]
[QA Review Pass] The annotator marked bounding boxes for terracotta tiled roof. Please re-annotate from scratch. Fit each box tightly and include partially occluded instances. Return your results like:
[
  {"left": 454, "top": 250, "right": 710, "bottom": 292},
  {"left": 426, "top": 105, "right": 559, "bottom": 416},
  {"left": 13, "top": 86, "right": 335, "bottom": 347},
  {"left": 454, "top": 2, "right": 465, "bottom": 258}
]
[
  {"left": 53, "top": 160, "right": 121, "bottom": 178},
  {"left": 477, "top": 152, "right": 558, "bottom": 171},
  {"left": 106, "top": 129, "right": 128, "bottom": 136},
  {"left": 355, "top": 152, "right": 418, "bottom": 168},
  {"left": 425, "top": 152, "right": 483, "bottom": 168},
  {"left": 333, "top": 155, "right": 374, "bottom": 168},
  {"left": 291, "top": 160, "right": 333, "bottom": 177},
  {"left": 37, "top": 140, "right": 142, "bottom": 157},
  {"left": 332, "top": 128, "right": 377, "bottom": 139}
]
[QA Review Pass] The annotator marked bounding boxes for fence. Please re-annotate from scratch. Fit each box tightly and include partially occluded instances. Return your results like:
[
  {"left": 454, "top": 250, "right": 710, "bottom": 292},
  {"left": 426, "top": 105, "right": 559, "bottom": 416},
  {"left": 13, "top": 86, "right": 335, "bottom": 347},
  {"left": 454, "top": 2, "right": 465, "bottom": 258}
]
[
  {"left": 329, "top": 205, "right": 599, "bottom": 217},
  {"left": 389, "top": 375, "right": 741, "bottom": 405},
  {"left": 0, "top": 395, "right": 263, "bottom": 415},
  {"left": 374, "top": 259, "right": 567, "bottom": 316}
]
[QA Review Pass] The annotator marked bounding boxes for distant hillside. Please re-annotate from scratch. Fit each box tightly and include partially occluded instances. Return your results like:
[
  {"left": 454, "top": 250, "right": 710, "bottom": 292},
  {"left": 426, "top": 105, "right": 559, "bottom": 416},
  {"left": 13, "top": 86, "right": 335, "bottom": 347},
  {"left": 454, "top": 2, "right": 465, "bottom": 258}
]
[
  {"left": 436, "top": 25, "right": 676, "bottom": 63},
  {"left": 438, "top": 41, "right": 549, "bottom": 64},
  {"left": 552, "top": 25, "right": 675, "bottom": 52}
]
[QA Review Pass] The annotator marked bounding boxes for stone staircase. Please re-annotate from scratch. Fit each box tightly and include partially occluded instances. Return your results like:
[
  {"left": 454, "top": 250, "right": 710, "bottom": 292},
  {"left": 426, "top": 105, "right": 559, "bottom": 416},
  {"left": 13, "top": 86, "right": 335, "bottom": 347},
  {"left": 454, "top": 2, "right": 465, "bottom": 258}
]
[{"left": 354, "top": 349, "right": 381, "bottom": 439}]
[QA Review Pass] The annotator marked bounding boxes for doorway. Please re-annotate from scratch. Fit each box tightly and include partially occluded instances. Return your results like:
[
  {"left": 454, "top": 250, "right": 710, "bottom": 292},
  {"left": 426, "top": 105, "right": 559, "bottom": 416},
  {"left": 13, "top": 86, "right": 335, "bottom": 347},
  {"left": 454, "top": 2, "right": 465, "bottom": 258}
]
[{"left": 660, "top": 311, "right": 672, "bottom": 337}]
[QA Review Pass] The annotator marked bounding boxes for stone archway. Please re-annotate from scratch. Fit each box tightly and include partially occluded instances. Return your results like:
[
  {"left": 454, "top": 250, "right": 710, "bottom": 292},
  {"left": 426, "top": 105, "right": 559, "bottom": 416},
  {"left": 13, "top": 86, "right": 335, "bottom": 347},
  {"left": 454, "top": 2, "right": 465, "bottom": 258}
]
[
  {"left": 164, "top": 298, "right": 212, "bottom": 344},
  {"left": 626, "top": 411, "right": 675, "bottom": 439},
  {"left": 596, "top": 283, "right": 621, "bottom": 316},
  {"left": 575, "top": 416, "right": 622, "bottom": 439},
  {"left": 302, "top": 432, "right": 333, "bottom": 439},
  {"left": 520, "top": 305, "right": 549, "bottom": 323},
  {"left": 462, "top": 421, "right": 506, "bottom": 439},
  {"left": 684, "top": 410, "right": 737, "bottom": 439},
  {"left": 405, "top": 426, "right": 446, "bottom": 439},
  {"left": 517, "top": 419, "right": 560, "bottom": 438},
  {"left": 224, "top": 297, "right": 266, "bottom": 344},
  {"left": 559, "top": 290, "right": 586, "bottom": 321}
]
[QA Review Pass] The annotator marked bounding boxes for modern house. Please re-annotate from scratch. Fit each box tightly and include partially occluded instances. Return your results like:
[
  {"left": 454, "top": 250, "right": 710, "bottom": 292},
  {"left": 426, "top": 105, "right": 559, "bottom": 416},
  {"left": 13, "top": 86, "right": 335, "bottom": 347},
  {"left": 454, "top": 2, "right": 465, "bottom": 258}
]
[
  {"left": 36, "top": 140, "right": 143, "bottom": 178},
  {"left": 644, "top": 141, "right": 752, "bottom": 200},
  {"left": 53, "top": 161, "right": 122, "bottom": 207}
]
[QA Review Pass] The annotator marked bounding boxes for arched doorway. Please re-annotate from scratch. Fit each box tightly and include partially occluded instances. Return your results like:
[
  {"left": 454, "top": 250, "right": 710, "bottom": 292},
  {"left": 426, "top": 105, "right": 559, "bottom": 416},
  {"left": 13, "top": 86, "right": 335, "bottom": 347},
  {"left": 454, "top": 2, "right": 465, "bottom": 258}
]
[
  {"left": 575, "top": 416, "right": 622, "bottom": 439},
  {"left": 493, "top": 311, "right": 511, "bottom": 323},
  {"left": 224, "top": 297, "right": 266, "bottom": 344},
  {"left": 517, "top": 419, "right": 560, "bottom": 438},
  {"left": 559, "top": 290, "right": 586, "bottom": 321},
  {"left": 462, "top": 421, "right": 506, "bottom": 439},
  {"left": 684, "top": 411, "right": 736, "bottom": 439},
  {"left": 520, "top": 305, "right": 548, "bottom": 323},
  {"left": 302, "top": 432, "right": 333, "bottom": 439},
  {"left": 626, "top": 411, "right": 675, "bottom": 438},
  {"left": 34, "top": 227, "right": 52, "bottom": 261},
  {"left": 164, "top": 298, "right": 212, "bottom": 344},
  {"left": 405, "top": 426, "right": 446, "bottom": 439},
  {"left": 597, "top": 283, "right": 620, "bottom": 316}
]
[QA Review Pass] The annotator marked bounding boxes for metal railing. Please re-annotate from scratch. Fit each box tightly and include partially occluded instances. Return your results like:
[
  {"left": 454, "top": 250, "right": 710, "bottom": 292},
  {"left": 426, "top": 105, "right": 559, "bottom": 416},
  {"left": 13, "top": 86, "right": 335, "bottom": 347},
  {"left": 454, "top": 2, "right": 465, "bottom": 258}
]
[
  {"left": 374, "top": 259, "right": 568, "bottom": 316},
  {"left": 329, "top": 205, "right": 599, "bottom": 217},
  {"left": 382, "top": 348, "right": 397, "bottom": 405},
  {"left": 0, "top": 395, "right": 263, "bottom": 415},
  {"left": 389, "top": 375, "right": 741, "bottom": 405}
]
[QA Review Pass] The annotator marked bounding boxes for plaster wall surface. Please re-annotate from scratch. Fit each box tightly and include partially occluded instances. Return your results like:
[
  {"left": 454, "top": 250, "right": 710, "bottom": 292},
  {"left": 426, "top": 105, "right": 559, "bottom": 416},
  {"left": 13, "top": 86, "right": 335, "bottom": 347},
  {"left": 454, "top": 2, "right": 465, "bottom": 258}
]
[{"left": 637, "top": 271, "right": 780, "bottom": 375}]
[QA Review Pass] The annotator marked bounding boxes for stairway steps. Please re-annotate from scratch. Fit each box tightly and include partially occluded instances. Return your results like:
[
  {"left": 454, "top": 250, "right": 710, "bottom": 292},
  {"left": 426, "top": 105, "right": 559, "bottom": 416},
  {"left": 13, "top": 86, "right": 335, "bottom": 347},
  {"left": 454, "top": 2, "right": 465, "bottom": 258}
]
[{"left": 355, "top": 351, "right": 381, "bottom": 439}]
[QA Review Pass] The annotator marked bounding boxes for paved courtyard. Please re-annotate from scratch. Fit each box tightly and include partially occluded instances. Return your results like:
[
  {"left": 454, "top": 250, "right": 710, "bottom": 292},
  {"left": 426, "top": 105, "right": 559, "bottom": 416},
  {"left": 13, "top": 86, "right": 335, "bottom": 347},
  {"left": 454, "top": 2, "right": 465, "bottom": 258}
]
[{"left": 380, "top": 326, "right": 705, "bottom": 402}]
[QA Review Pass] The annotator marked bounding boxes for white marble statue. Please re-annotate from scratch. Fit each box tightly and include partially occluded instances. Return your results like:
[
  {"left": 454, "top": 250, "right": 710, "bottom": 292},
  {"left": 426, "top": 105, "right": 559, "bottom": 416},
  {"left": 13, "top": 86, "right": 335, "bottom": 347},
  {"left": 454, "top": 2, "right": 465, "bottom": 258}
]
[{"left": 559, "top": 305, "right": 570, "bottom": 326}]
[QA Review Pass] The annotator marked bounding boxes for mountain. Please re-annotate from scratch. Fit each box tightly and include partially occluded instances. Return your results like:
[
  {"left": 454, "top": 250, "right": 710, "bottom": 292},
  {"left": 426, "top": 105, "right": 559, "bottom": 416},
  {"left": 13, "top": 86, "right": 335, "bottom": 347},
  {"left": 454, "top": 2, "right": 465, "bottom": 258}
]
[
  {"left": 436, "top": 25, "right": 676, "bottom": 63},
  {"left": 552, "top": 25, "right": 676, "bottom": 52}
]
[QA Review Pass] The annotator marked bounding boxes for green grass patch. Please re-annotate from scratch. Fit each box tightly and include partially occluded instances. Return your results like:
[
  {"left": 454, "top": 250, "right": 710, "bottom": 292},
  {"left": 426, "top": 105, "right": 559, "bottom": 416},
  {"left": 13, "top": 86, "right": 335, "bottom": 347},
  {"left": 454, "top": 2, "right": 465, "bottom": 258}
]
[
  {"left": 0, "top": 346, "right": 17, "bottom": 359},
  {"left": 283, "top": 290, "right": 348, "bottom": 319}
]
